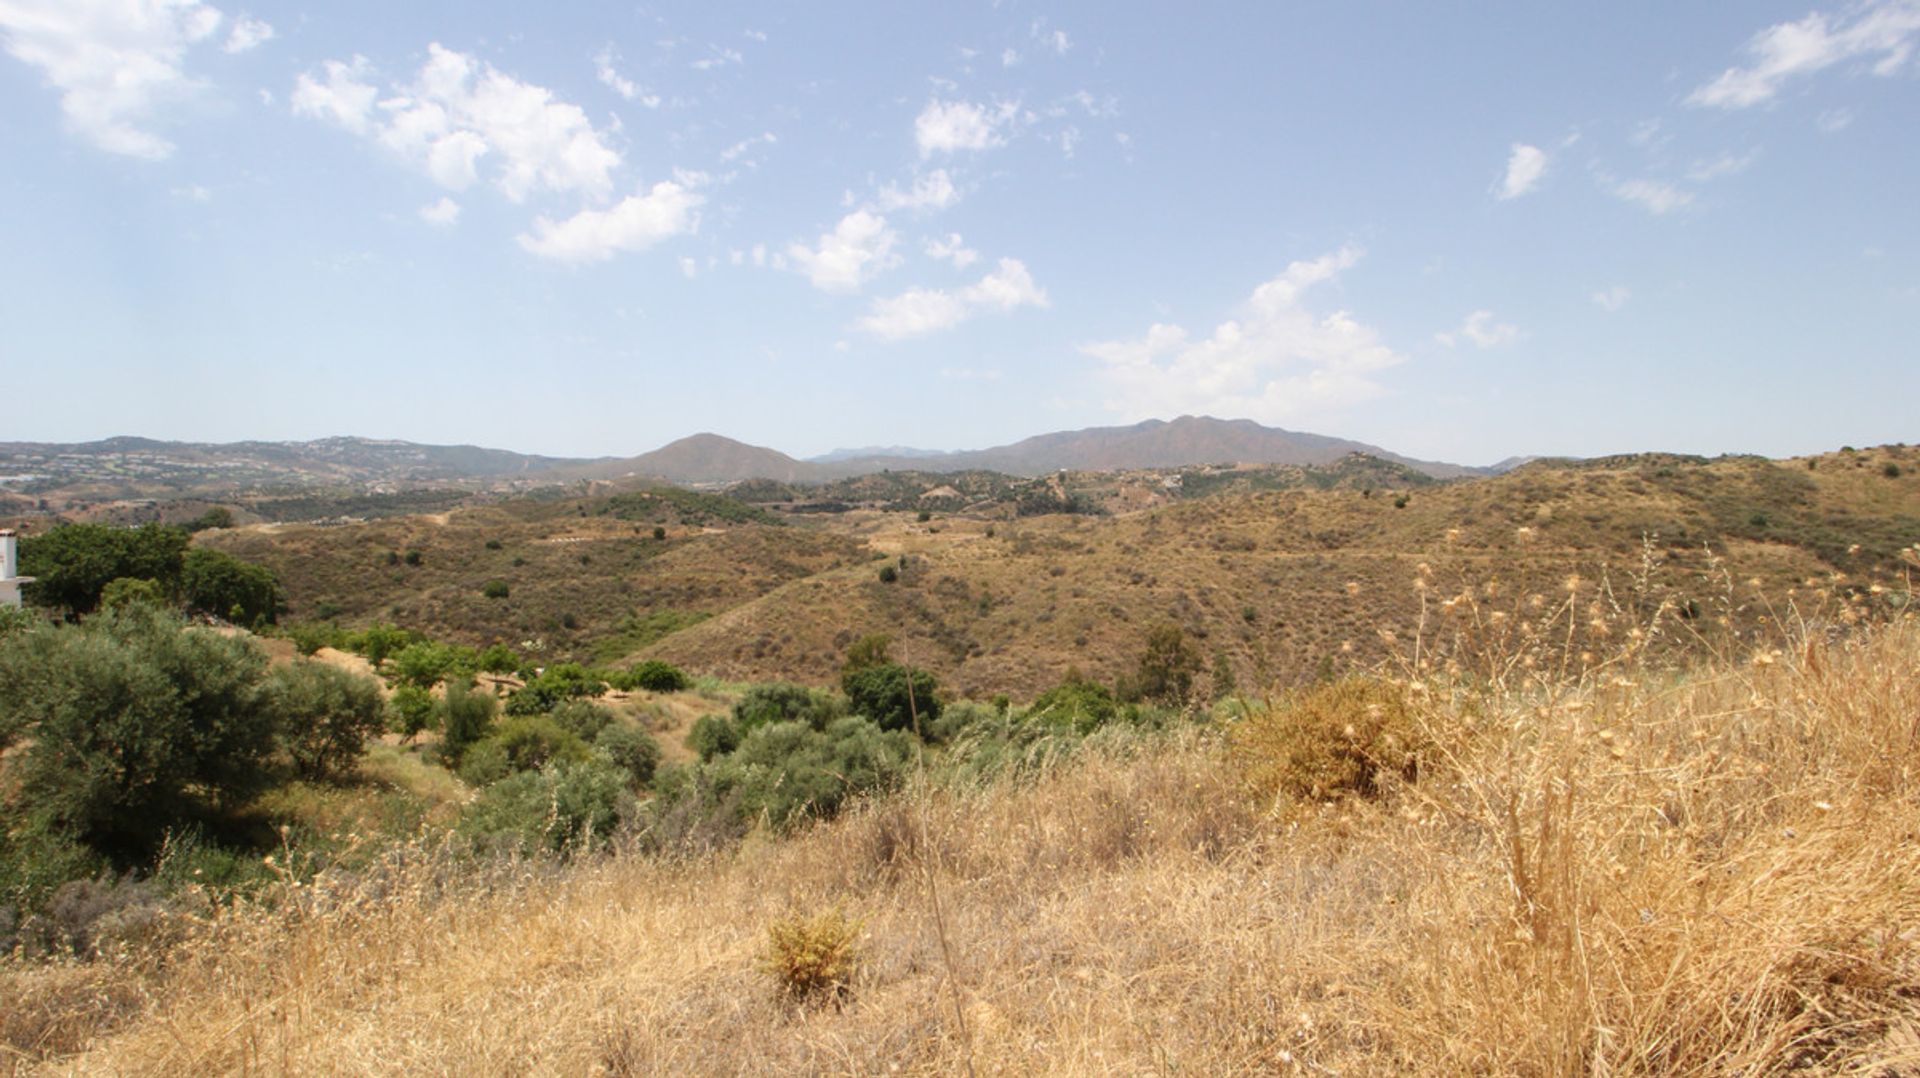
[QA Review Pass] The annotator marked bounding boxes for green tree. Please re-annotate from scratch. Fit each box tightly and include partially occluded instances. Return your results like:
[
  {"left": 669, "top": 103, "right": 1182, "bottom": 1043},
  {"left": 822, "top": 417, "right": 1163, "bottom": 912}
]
[
  {"left": 387, "top": 684, "right": 437, "bottom": 741},
  {"left": 841, "top": 662, "right": 941, "bottom": 734},
  {"left": 99, "top": 576, "right": 166, "bottom": 611},
  {"left": 842, "top": 632, "right": 893, "bottom": 674},
  {"left": 267, "top": 659, "right": 386, "bottom": 780},
  {"left": 0, "top": 605, "right": 276, "bottom": 853},
  {"left": 1127, "top": 624, "right": 1203, "bottom": 707},
  {"left": 180, "top": 547, "right": 280, "bottom": 626},
  {"left": 19, "top": 523, "right": 188, "bottom": 614},
  {"left": 437, "top": 680, "right": 497, "bottom": 766},
  {"left": 1029, "top": 669, "right": 1119, "bottom": 733}
]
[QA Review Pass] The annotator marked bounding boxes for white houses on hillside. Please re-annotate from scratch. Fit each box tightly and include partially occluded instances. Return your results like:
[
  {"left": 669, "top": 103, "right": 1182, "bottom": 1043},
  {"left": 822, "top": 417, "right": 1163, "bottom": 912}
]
[{"left": 0, "top": 529, "right": 32, "bottom": 608}]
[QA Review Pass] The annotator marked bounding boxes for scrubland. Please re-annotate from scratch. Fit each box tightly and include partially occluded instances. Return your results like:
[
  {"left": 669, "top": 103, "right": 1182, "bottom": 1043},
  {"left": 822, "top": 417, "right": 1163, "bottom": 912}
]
[{"left": 7, "top": 569, "right": 1918, "bottom": 1076}]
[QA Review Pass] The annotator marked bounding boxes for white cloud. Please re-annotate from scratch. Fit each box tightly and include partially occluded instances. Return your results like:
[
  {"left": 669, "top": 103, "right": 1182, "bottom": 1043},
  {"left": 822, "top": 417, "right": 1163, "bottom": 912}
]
[
  {"left": 0, "top": 0, "right": 226, "bottom": 159},
  {"left": 1610, "top": 178, "right": 1694, "bottom": 215},
  {"left": 1082, "top": 247, "right": 1403, "bottom": 423},
  {"left": 516, "top": 179, "right": 702, "bottom": 263},
  {"left": 914, "top": 98, "right": 1016, "bottom": 156},
  {"left": 222, "top": 14, "right": 269, "bottom": 53},
  {"left": 594, "top": 46, "right": 656, "bottom": 107},
  {"left": 1497, "top": 143, "right": 1547, "bottom": 200},
  {"left": 689, "top": 45, "right": 743, "bottom": 71},
  {"left": 1591, "top": 285, "right": 1630, "bottom": 312},
  {"left": 1001, "top": 47, "right": 1019, "bottom": 66},
  {"left": 858, "top": 258, "right": 1048, "bottom": 340},
  {"left": 295, "top": 43, "right": 622, "bottom": 203},
  {"left": 1684, "top": 149, "right": 1758, "bottom": 182},
  {"left": 719, "top": 130, "right": 777, "bottom": 165},
  {"left": 1818, "top": 106, "right": 1856, "bottom": 131},
  {"left": 787, "top": 210, "right": 899, "bottom": 292},
  {"left": 1689, "top": 1, "right": 1920, "bottom": 109},
  {"left": 924, "top": 232, "right": 978, "bottom": 268},
  {"left": 171, "top": 182, "right": 210, "bottom": 201},
  {"left": 875, "top": 169, "right": 959, "bottom": 212},
  {"left": 418, "top": 196, "right": 460, "bottom": 227},
  {"left": 1436, "top": 309, "right": 1520, "bottom": 348}
]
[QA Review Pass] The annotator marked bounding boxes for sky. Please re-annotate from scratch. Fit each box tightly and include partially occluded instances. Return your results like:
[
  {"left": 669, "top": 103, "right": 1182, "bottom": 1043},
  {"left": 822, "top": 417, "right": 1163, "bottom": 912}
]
[{"left": 0, "top": 1, "right": 1916, "bottom": 467}]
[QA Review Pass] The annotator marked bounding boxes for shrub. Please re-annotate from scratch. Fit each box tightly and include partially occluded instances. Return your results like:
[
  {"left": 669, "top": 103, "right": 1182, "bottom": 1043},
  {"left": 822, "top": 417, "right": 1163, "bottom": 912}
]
[
  {"left": 180, "top": 547, "right": 280, "bottom": 626},
  {"left": 1232, "top": 676, "right": 1423, "bottom": 804},
  {"left": 877, "top": 564, "right": 898, "bottom": 583},
  {"left": 485, "top": 538, "right": 503, "bottom": 551},
  {"left": 761, "top": 906, "right": 861, "bottom": 1003},
  {"left": 403, "top": 549, "right": 423, "bottom": 566},
  {"left": 733, "top": 682, "right": 840, "bottom": 733},
  {"left": 505, "top": 663, "right": 609, "bottom": 716},
  {"left": 456, "top": 759, "right": 636, "bottom": 854},
  {"left": 841, "top": 663, "right": 942, "bottom": 734},
  {"left": 549, "top": 699, "right": 614, "bottom": 741},
  {"left": 595, "top": 723, "right": 662, "bottom": 786},
  {"left": 458, "top": 716, "right": 591, "bottom": 787},
  {"left": 99, "top": 577, "right": 166, "bottom": 611},
  {"left": 387, "top": 684, "right": 437, "bottom": 740},
  {"left": 1029, "top": 669, "right": 1119, "bottom": 733},
  {"left": 652, "top": 526, "right": 666, "bottom": 541},
  {"left": 482, "top": 579, "right": 510, "bottom": 599},
  {"left": 614, "top": 659, "right": 690, "bottom": 693},
  {"left": 267, "top": 659, "right": 386, "bottom": 780},
  {"left": 704, "top": 717, "right": 912, "bottom": 828},
  {"left": 688, "top": 714, "right": 741, "bottom": 761},
  {"left": 1124, "top": 624, "right": 1203, "bottom": 707},
  {"left": 0, "top": 605, "right": 276, "bottom": 852},
  {"left": 842, "top": 633, "right": 892, "bottom": 673},
  {"left": 287, "top": 621, "right": 341, "bottom": 657},
  {"left": 387, "top": 640, "right": 459, "bottom": 689},
  {"left": 437, "top": 680, "right": 497, "bottom": 766},
  {"left": 476, "top": 643, "right": 520, "bottom": 674},
  {"left": 1885, "top": 463, "right": 1903, "bottom": 478}
]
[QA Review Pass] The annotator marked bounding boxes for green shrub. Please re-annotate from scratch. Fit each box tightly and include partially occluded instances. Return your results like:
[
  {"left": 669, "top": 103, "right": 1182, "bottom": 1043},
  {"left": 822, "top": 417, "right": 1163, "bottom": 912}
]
[
  {"left": 549, "top": 699, "right": 614, "bottom": 741},
  {"left": 1123, "top": 624, "right": 1203, "bottom": 707},
  {"left": 181, "top": 547, "right": 280, "bottom": 626},
  {"left": 1232, "top": 677, "right": 1424, "bottom": 804},
  {"left": 267, "top": 659, "right": 386, "bottom": 780},
  {"left": 1028, "top": 669, "right": 1119, "bottom": 733},
  {"left": 1886, "top": 463, "right": 1903, "bottom": 478},
  {"left": 387, "top": 684, "right": 437, "bottom": 740},
  {"left": 877, "top": 564, "right": 898, "bottom": 583},
  {"left": 287, "top": 621, "right": 342, "bottom": 657},
  {"left": 458, "top": 715, "right": 591, "bottom": 787},
  {"left": 699, "top": 717, "right": 913, "bottom": 830},
  {"left": 841, "top": 663, "right": 941, "bottom": 734},
  {"left": 476, "top": 643, "right": 520, "bottom": 674},
  {"left": 437, "top": 680, "right": 497, "bottom": 766},
  {"left": 688, "top": 713, "right": 742, "bottom": 761},
  {"left": 456, "top": 759, "right": 636, "bottom": 854},
  {"left": 505, "top": 663, "right": 609, "bottom": 716},
  {"left": 733, "top": 682, "right": 841, "bottom": 733},
  {"left": 0, "top": 605, "right": 276, "bottom": 853},
  {"left": 595, "top": 723, "right": 662, "bottom": 786},
  {"left": 610, "top": 659, "right": 691, "bottom": 693},
  {"left": 99, "top": 577, "right": 166, "bottom": 611},
  {"left": 387, "top": 640, "right": 459, "bottom": 689},
  {"left": 482, "top": 579, "right": 510, "bottom": 600}
]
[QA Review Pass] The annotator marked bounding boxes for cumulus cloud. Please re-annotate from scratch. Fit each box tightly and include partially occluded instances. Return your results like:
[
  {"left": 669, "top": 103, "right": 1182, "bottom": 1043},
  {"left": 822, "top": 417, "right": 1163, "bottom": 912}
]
[
  {"left": 1082, "top": 247, "right": 1404, "bottom": 423},
  {"left": 294, "top": 43, "right": 622, "bottom": 203},
  {"left": 1591, "top": 285, "right": 1631, "bottom": 312},
  {"left": 418, "top": 196, "right": 460, "bottom": 227},
  {"left": 1497, "top": 143, "right": 1547, "bottom": 199},
  {"left": 914, "top": 98, "right": 1016, "bottom": 156},
  {"left": 0, "top": 0, "right": 227, "bottom": 159},
  {"left": 222, "top": 13, "right": 269, "bottom": 53},
  {"left": 875, "top": 169, "right": 959, "bottom": 212},
  {"left": 924, "top": 232, "right": 978, "bottom": 268},
  {"left": 786, "top": 210, "right": 899, "bottom": 292},
  {"left": 1436, "top": 310, "right": 1520, "bottom": 348},
  {"left": 1609, "top": 178, "right": 1694, "bottom": 215},
  {"left": 857, "top": 258, "right": 1048, "bottom": 340},
  {"left": 516, "top": 179, "right": 703, "bottom": 263},
  {"left": 1689, "top": 1, "right": 1920, "bottom": 109}
]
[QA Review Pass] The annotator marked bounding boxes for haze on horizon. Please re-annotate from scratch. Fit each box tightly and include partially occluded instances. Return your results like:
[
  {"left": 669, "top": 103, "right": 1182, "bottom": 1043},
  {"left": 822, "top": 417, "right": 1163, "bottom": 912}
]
[{"left": 1, "top": 1, "right": 1915, "bottom": 467}]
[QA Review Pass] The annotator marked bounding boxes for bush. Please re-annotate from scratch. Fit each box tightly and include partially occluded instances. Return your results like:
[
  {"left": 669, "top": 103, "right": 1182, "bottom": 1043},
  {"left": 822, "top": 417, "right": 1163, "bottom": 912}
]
[
  {"left": 595, "top": 723, "right": 662, "bottom": 786},
  {"left": 267, "top": 659, "right": 386, "bottom": 780},
  {"left": 1124, "top": 624, "right": 1203, "bottom": 707},
  {"left": 613, "top": 659, "right": 690, "bottom": 693},
  {"left": 456, "top": 759, "right": 636, "bottom": 854},
  {"left": 841, "top": 663, "right": 941, "bottom": 734},
  {"left": 1886, "top": 463, "right": 1903, "bottom": 478},
  {"left": 458, "top": 716, "right": 591, "bottom": 787},
  {"left": 0, "top": 605, "right": 276, "bottom": 853},
  {"left": 387, "top": 684, "right": 437, "bottom": 740},
  {"left": 699, "top": 717, "right": 913, "bottom": 829},
  {"left": 437, "top": 680, "right": 498, "bottom": 766},
  {"left": 688, "top": 714, "right": 741, "bottom": 761},
  {"left": 1232, "top": 677, "right": 1423, "bottom": 804},
  {"left": 287, "top": 621, "right": 342, "bottom": 657},
  {"left": 761, "top": 906, "right": 861, "bottom": 1002},
  {"left": 733, "top": 682, "right": 841, "bottom": 733},
  {"left": 476, "top": 643, "right": 520, "bottom": 674},
  {"left": 18, "top": 522, "right": 188, "bottom": 615},
  {"left": 877, "top": 564, "right": 898, "bottom": 583},
  {"left": 482, "top": 579, "right": 510, "bottom": 599},
  {"left": 387, "top": 640, "right": 461, "bottom": 689},
  {"left": 1029, "top": 669, "right": 1120, "bottom": 733},
  {"left": 549, "top": 699, "right": 614, "bottom": 741},
  {"left": 180, "top": 546, "right": 280, "bottom": 626},
  {"left": 99, "top": 577, "right": 166, "bottom": 611},
  {"left": 505, "top": 663, "right": 609, "bottom": 716}
]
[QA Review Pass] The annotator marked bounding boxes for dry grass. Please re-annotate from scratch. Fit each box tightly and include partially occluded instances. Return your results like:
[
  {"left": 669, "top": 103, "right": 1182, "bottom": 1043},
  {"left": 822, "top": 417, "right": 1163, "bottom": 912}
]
[{"left": 6, "top": 613, "right": 1920, "bottom": 1075}]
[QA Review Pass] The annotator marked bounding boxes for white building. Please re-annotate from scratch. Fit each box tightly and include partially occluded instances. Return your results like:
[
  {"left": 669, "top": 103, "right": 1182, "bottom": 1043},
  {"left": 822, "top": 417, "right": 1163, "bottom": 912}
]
[{"left": 0, "top": 529, "right": 33, "bottom": 608}]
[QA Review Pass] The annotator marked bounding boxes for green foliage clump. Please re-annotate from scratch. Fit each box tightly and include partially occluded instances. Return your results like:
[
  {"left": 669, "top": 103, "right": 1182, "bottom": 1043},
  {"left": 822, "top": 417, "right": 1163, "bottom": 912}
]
[
  {"left": 549, "top": 699, "right": 614, "bottom": 741},
  {"left": 688, "top": 713, "right": 742, "bottom": 761},
  {"left": 589, "top": 608, "right": 711, "bottom": 663},
  {"left": 1029, "top": 669, "right": 1120, "bottom": 733},
  {"left": 877, "top": 564, "right": 898, "bottom": 583},
  {"left": 387, "top": 683, "right": 437, "bottom": 740},
  {"left": 609, "top": 659, "right": 691, "bottom": 693},
  {"left": 476, "top": 642, "right": 521, "bottom": 674},
  {"left": 343, "top": 622, "right": 422, "bottom": 668},
  {"left": 386, "top": 640, "right": 473, "bottom": 689},
  {"left": 456, "top": 758, "right": 636, "bottom": 854},
  {"left": 436, "top": 680, "right": 498, "bottom": 766},
  {"left": 287, "top": 621, "right": 343, "bottom": 657},
  {"left": 594, "top": 723, "right": 662, "bottom": 786},
  {"left": 482, "top": 579, "right": 511, "bottom": 600},
  {"left": 0, "top": 605, "right": 276, "bottom": 853},
  {"left": 99, "top": 576, "right": 166, "bottom": 611},
  {"left": 696, "top": 717, "right": 913, "bottom": 832},
  {"left": 841, "top": 662, "right": 942, "bottom": 734},
  {"left": 505, "top": 663, "right": 609, "bottom": 716},
  {"left": 19, "top": 522, "right": 187, "bottom": 614},
  {"left": 1122, "top": 624, "right": 1203, "bottom": 707},
  {"left": 267, "top": 659, "right": 386, "bottom": 780},
  {"left": 733, "top": 682, "right": 842, "bottom": 734},
  {"left": 458, "top": 715, "right": 591, "bottom": 787},
  {"left": 1232, "top": 677, "right": 1424, "bottom": 804},
  {"left": 181, "top": 546, "right": 280, "bottom": 626}
]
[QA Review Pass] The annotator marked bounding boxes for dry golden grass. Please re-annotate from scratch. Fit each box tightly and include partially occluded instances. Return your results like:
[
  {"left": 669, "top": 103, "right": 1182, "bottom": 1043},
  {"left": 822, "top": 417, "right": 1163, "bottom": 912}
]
[{"left": 7, "top": 612, "right": 1919, "bottom": 1075}]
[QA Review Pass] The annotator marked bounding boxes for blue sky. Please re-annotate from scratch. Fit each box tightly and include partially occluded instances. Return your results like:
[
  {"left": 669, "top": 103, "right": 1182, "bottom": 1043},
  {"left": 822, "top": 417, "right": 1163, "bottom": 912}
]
[{"left": 1, "top": 1, "right": 1915, "bottom": 465}]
